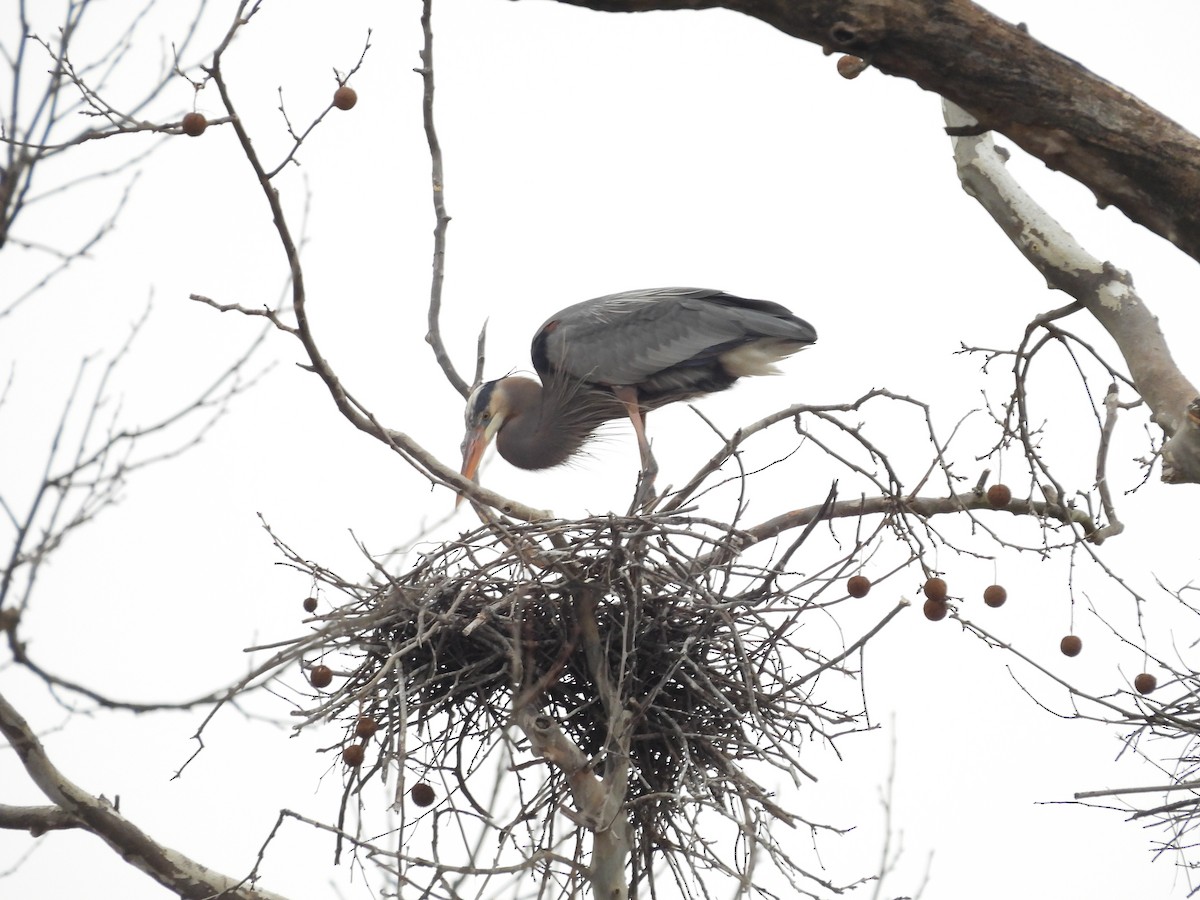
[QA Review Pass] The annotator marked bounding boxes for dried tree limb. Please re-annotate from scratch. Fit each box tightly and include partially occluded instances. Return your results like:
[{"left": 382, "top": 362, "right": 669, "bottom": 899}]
[
  {"left": 197, "top": 3, "right": 547, "bottom": 521},
  {"left": 508, "top": 581, "right": 633, "bottom": 898},
  {"left": 798, "top": 599, "right": 909, "bottom": 687},
  {"left": 944, "top": 99, "right": 1200, "bottom": 483},
  {"left": 0, "top": 690, "right": 289, "bottom": 900},
  {"left": 1075, "top": 780, "right": 1200, "bottom": 801},
  {"left": 665, "top": 387, "right": 923, "bottom": 513},
  {"left": 543, "top": 0, "right": 1200, "bottom": 265},
  {"left": 1, "top": 0, "right": 213, "bottom": 259},
  {"left": 517, "top": 709, "right": 632, "bottom": 900},
  {"left": 2, "top": 301, "right": 271, "bottom": 707},
  {"left": 417, "top": 0, "right": 469, "bottom": 399},
  {"left": 0, "top": 803, "right": 83, "bottom": 834},
  {"left": 754, "top": 490, "right": 1094, "bottom": 542},
  {"left": 1094, "top": 385, "right": 1126, "bottom": 540}
]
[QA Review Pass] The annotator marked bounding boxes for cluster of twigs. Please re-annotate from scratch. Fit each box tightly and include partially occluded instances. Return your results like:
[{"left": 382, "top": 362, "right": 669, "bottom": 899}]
[
  {"left": 283, "top": 512, "right": 884, "bottom": 897},
  {"left": 1055, "top": 587, "right": 1200, "bottom": 881},
  {"left": 1119, "top": 687, "right": 1200, "bottom": 868}
]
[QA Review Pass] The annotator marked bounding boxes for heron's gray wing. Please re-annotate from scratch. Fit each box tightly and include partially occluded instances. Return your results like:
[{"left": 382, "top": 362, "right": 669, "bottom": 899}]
[{"left": 533, "top": 287, "right": 816, "bottom": 386}]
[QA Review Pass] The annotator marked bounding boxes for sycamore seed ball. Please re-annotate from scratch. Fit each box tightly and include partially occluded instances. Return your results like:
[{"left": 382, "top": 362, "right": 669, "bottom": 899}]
[
  {"left": 411, "top": 782, "right": 436, "bottom": 807},
  {"left": 923, "top": 598, "right": 948, "bottom": 621},
  {"left": 847, "top": 575, "right": 871, "bottom": 598},
  {"left": 923, "top": 577, "right": 948, "bottom": 602},
  {"left": 1060, "top": 635, "right": 1083, "bottom": 657},
  {"left": 342, "top": 744, "right": 364, "bottom": 767},
  {"left": 983, "top": 584, "right": 1007, "bottom": 608},
  {"left": 303, "top": 596, "right": 318, "bottom": 613},
  {"left": 355, "top": 715, "right": 379, "bottom": 738},
  {"left": 836, "top": 55, "right": 867, "bottom": 79},
  {"left": 986, "top": 484, "right": 1012, "bottom": 507},
  {"left": 1134, "top": 673, "right": 1157, "bottom": 695},
  {"left": 181, "top": 112, "right": 207, "bottom": 137},
  {"left": 333, "top": 85, "right": 358, "bottom": 110},
  {"left": 309, "top": 664, "right": 333, "bottom": 689}
]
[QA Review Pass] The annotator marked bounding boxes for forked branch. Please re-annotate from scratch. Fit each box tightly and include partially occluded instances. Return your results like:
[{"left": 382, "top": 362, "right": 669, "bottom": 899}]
[
  {"left": 0, "top": 691, "right": 289, "bottom": 900},
  {"left": 192, "top": 2, "right": 545, "bottom": 521},
  {"left": 944, "top": 99, "right": 1200, "bottom": 483}
]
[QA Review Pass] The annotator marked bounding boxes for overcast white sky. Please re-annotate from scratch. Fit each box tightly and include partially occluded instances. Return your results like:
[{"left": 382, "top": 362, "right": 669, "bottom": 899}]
[{"left": 4, "top": 1, "right": 1200, "bottom": 898}]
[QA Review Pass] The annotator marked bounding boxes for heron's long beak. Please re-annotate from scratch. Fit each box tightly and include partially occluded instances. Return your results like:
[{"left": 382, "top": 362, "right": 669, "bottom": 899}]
[{"left": 457, "top": 417, "right": 501, "bottom": 507}]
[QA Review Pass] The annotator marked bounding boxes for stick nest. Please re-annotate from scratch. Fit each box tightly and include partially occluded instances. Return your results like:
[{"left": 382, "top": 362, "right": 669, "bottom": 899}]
[{"left": 304, "top": 513, "right": 855, "bottom": 884}]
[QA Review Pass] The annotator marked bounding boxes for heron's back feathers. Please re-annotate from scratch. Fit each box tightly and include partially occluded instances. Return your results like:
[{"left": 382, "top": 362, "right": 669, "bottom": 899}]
[{"left": 531, "top": 287, "right": 815, "bottom": 403}]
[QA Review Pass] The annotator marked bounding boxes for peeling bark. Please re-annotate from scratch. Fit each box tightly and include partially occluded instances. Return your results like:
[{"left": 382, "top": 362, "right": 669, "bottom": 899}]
[
  {"left": 544, "top": 0, "right": 1200, "bottom": 265},
  {"left": 0, "top": 803, "right": 82, "bottom": 834},
  {"left": 0, "top": 692, "right": 288, "bottom": 900},
  {"left": 944, "top": 100, "right": 1200, "bottom": 483},
  {"left": 518, "top": 709, "right": 633, "bottom": 900}
]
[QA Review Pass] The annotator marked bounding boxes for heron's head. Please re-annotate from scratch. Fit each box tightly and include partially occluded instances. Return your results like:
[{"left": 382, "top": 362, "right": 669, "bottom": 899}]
[
  {"left": 459, "top": 377, "right": 543, "bottom": 503},
  {"left": 460, "top": 380, "right": 505, "bottom": 489}
]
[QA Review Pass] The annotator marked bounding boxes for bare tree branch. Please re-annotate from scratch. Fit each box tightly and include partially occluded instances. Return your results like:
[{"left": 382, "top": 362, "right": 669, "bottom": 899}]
[
  {"left": 195, "top": 2, "right": 546, "bottom": 521},
  {"left": 417, "top": 0, "right": 469, "bottom": 399},
  {"left": 1, "top": 299, "right": 271, "bottom": 709},
  {"left": 517, "top": 708, "right": 632, "bottom": 900},
  {"left": 543, "top": 0, "right": 1200, "bottom": 264},
  {"left": 944, "top": 99, "right": 1200, "bottom": 484},
  {"left": 1, "top": 0, "right": 215, "bottom": 263},
  {"left": 0, "top": 803, "right": 83, "bottom": 834},
  {"left": 733, "top": 489, "right": 1098, "bottom": 562},
  {"left": 0, "top": 690, "right": 290, "bottom": 900}
]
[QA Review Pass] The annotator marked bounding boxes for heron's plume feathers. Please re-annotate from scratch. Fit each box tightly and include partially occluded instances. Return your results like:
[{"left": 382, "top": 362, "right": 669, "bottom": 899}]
[{"left": 719, "top": 339, "right": 810, "bottom": 378}]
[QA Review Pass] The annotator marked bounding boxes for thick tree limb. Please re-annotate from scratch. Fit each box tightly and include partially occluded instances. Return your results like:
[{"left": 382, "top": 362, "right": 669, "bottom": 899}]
[
  {"left": 0, "top": 803, "right": 82, "bottom": 834},
  {"left": 0, "top": 691, "right": 288, "bottom": 900},
  {"left": 944, "top": 100, "right": 1200, "bottom": 483},
  {"left": 545, "top": 0, "right": 1200, "bottom": 265},
  {"left": 511, "top": 584, "right": 633, "bottom": 899},
  {"left": 517, "top": 709, "right": 632, "bottom": 900}
]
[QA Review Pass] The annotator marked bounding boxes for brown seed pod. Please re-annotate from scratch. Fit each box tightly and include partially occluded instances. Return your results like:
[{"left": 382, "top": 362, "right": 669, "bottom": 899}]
[
  {"left": 354, "top": 715, "right": 379, "bottom": 738},
  {"left": 333, "top": 86, "right": 358, "bottom": 110},
  {"left": 1134, "top": 673, "right": 1157, "bottom": 695},
  {"left": 303, "top": 596, "right": 318, "bottom": 613},
  {"left": 923, "top": 577, "right": 948, "bottom": 602},
  {"left": 411, "top": 782, "right": 436, "bottom": 807},
  {"left": 922, "top": 598, "right": 948, "bottom": 621},
  {"left": 181, "top": 112, "right": 207, "bottom": 137},
  {"left": 1060, "top": 635, "right": 1083, "bottom": 657},
  {"left": 836, "top": 55, "right": 868, "bottom": 79},
  {"left": 342, "top": 744, "right": 365, "bottom": 767},
  {"left": 846, "top": 575, "right": 871, "bottom": 598},
  {"left": 983, "top": 584, "right": 1007, "bottom": 608},
  {"left": 309, "top": 664, "right": 333, "bottom": 689},
  {"left": 986, "top": 484, "right": 1012, "bottom": 508}
]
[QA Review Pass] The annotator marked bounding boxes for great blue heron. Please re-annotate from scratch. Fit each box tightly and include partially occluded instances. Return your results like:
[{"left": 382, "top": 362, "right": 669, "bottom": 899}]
[{"left": 459, "top": 287, "right": 817, "bottom": 506}]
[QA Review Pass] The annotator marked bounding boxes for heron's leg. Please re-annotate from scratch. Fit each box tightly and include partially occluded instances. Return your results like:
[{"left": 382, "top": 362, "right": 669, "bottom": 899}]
[{"left": 613, "top": 386, "right": 657, "bottom": 507}]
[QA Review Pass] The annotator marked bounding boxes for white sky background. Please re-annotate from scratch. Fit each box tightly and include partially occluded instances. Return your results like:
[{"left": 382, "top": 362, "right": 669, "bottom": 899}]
[{"left": 3, "top": 1, "right": 1200, "bottom": 897}]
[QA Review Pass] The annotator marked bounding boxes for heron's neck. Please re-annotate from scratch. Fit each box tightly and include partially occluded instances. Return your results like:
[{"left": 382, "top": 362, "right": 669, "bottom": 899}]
[{"left": 495, "top": 378, "right": 589, "bottom": 470}]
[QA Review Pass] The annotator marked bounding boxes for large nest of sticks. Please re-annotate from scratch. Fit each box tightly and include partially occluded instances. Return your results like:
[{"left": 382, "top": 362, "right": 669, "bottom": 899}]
[{"left": 305, "top": 512, "right": 857, "bottom": 883}]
